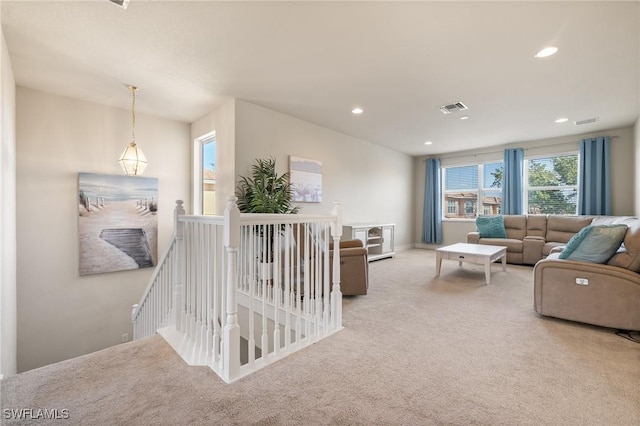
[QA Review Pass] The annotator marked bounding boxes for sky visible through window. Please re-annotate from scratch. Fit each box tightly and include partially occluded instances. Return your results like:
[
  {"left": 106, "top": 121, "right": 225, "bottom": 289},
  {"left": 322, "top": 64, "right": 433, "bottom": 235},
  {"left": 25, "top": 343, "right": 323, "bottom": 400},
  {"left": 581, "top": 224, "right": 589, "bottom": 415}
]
[{"left": 203, "top": 140, "right": 216, "bottom": 172}]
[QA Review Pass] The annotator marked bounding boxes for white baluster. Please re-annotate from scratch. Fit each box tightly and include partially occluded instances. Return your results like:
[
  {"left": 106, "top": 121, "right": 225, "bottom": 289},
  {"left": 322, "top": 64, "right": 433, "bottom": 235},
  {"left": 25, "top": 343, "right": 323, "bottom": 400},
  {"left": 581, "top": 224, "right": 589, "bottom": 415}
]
[
  {"left": 295, "top": 224, "right": 302, "bottom": 344},
  {"left": 284, "top": 224, "right": 292, "bottom": 349},
  {"left": 173, "top": 200, "right": 185, "bottom": 332},
  {"left": 192, "top": 222, "right": 203, "bottom": 363},
  {"left": 273, "top": 226, "right": 281, "bottom": 356},
  {"left": 261, "top": 224, "right": 268, "bottom": 356},
  {"left": 205, "top": 224, "right": 213, "bottom": 361},
  {"left": 248, "top": 225, "right": 256, "bottom": 365},
  {"left": 330, "top": 202, "right": 343, "bottom": 330},
  {"left": 212, "top": 224, "right": 220, "bottom": 367},
  {"left": 131, "top": 304, "right": 139, "bottom": 339}
]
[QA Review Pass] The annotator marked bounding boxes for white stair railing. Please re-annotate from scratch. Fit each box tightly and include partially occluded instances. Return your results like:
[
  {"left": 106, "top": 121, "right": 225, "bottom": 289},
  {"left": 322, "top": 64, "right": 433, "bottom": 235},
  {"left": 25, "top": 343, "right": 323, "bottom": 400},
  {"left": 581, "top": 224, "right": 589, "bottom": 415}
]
[
  {"left": 132, "top": 200, "right": 185, "bottom": 340},
  {"left": 132, "top": 197, "right": 343, "bottom": 383}
]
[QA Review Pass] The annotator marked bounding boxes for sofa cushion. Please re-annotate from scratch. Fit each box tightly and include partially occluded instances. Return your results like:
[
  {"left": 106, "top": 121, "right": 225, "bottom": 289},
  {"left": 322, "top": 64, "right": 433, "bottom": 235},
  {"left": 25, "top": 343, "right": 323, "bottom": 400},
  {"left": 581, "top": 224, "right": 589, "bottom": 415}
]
[
  {"left": 503, "top": 215, "right": 526, "bottom": 240},
  {"left": 476, "top": 215, "right": 507, "bottom": 238},
  {"left": 546, "top": 216, "right": 593, "bottom": 243},
  {"left": 526, "top": 215, "right": 547, "bottom": 238},
  {"left": 559, "top": 224, "right": 628, "bottom": 263},
  {"left": 601, "top": 218, "right": 640, "bottom": 273},
  {"left": 479, "top": 238, "right": 523, "bottom": 253}
]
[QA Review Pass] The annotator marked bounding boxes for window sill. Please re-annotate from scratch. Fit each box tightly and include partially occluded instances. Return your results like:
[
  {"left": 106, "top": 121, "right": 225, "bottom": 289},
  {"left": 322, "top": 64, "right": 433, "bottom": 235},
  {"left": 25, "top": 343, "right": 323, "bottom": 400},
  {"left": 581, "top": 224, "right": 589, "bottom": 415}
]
[{"left": 442, "top": 218, "right": 476, "bottom": 223}]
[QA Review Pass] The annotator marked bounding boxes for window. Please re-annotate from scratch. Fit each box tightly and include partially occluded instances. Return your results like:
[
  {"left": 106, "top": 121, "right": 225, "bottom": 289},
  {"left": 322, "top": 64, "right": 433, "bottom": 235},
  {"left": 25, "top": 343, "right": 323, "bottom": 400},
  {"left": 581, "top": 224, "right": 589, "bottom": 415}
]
[
  {"left": 525, "top": 153, "right": 578, "bottom": 215},
  {"left": 447, "top": 200, "right": 457, "bottom": 215},
  {"left": 442, "top": 162, "right": 503, "bottom": 219},
  {"left": 193, "top": 132, "right": 216, "bottom": 215}
]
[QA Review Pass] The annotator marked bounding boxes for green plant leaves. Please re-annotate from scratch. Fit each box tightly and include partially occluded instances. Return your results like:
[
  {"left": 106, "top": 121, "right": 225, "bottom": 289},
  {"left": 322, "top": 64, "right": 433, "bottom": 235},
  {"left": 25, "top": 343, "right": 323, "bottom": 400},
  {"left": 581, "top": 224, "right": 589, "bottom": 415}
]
[{"left": 236, "top": 157, "right": 300, "bottom": 214}]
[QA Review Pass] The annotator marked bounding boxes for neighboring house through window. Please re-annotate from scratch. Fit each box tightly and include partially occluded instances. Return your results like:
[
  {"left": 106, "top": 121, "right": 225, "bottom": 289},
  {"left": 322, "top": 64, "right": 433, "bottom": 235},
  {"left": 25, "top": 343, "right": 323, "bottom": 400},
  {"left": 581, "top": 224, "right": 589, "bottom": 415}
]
[
  {"left": 440, "top": 153, "right": 578, "bottom": 219},
  {"left": 442, "top": 162, "right": 503, "bottom": 219}
]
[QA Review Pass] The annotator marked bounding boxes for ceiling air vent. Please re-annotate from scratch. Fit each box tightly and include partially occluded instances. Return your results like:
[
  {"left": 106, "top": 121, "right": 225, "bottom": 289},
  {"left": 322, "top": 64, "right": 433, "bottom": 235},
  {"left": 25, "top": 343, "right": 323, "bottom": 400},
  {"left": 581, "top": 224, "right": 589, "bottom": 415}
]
[
  {"left": 575, "top": 117, "right": 599, "bottom": 125},
  {"left": 109, "top": 0, "right": 130, "bottom": 9},
  {"left": 439, "top": 102, "right": 468, "bottom": 115}
]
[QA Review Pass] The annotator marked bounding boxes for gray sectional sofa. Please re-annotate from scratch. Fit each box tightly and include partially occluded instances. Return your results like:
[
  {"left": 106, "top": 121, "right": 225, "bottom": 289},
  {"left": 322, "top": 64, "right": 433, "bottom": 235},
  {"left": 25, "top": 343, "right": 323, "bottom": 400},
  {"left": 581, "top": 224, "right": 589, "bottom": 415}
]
[{"left": 468, "top": 214, "right": 640, "bottom": 331}]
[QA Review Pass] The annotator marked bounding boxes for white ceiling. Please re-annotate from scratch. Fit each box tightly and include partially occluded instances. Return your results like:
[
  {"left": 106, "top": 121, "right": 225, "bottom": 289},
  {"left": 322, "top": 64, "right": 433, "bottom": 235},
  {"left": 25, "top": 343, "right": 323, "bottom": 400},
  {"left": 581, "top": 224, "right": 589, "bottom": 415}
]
[{"left": 2, "top": 1, "right": 639, "bottom": 156}]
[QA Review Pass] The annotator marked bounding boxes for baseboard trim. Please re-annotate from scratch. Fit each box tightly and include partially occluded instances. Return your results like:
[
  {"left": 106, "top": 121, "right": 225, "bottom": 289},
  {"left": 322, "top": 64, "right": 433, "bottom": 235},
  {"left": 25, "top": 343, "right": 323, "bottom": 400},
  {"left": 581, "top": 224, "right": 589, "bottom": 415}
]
[
  {"left": 414, "top": 243, "right": 440, "bottom": 250},
  {"left": 394, "top": 244, "right": 415, "bottom": 252}
]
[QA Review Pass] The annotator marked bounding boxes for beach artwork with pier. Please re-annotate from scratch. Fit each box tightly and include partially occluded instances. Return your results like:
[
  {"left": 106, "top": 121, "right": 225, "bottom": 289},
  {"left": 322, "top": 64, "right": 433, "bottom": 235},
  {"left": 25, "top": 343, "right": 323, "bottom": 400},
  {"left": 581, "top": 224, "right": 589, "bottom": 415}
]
[{"left": 78, "top": 173, "right": 158, "bottom": 276}]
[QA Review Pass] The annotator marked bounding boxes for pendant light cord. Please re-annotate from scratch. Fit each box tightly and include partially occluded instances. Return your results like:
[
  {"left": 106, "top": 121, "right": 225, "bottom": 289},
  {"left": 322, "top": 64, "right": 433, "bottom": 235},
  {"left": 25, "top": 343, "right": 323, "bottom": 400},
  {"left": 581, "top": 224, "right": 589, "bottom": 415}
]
[{"left": 130, "top": 86, "right": 137, "bottom": 144}]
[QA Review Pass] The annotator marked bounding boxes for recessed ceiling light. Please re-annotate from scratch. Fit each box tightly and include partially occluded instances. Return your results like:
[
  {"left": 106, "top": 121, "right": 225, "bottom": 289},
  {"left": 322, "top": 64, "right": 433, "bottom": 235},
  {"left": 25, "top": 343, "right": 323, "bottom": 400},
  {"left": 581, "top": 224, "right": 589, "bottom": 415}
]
[
  {"left": 424, "top": 141, "right": 433, "bottom": 145},
  {"left": 554, "top": 117, "right": 569, "bottom": 123},
  {"left": 460, "top": 116, "right": 469, "bottom": 120},
  {"left": 352, "top": 107, "right": 363, "bottom": 114},
  {"left": 534, "top": 47, "right": 558, "bottom": 58}
]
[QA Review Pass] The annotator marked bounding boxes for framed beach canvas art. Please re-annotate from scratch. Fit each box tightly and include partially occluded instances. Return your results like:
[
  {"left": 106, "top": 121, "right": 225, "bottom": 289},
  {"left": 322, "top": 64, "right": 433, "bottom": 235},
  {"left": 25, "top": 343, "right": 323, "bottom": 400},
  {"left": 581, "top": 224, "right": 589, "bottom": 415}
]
[
  {"left": 78, "top": 173, "right": 158, "bottom": 276},
  {"left": 290, "top": 156, "right": 322, "bottom": 203}
]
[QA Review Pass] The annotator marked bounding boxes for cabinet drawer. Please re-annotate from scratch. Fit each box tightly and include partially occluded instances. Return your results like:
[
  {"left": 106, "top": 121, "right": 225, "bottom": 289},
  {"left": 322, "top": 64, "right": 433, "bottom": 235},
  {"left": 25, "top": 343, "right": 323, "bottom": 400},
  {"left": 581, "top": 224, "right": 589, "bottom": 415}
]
[{"left": 440, "top": 251, "right": 482, "bottom": 263}]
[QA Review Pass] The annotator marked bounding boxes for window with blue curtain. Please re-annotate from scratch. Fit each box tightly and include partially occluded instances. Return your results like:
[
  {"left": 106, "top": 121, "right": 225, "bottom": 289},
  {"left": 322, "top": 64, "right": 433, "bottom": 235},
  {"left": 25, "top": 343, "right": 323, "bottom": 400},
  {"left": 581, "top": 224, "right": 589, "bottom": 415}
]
[
  {"left": 501, "top": 148, "right": 524, "bottom": 214},
  {"left": 578, "top": 136, "right": 611, "bottom": 215},
  {"left": 422, "top": 158, "right": 442, "bottom": 243},
  {"left": 441, "top": 162, "right": 503, "bottom": 218}
]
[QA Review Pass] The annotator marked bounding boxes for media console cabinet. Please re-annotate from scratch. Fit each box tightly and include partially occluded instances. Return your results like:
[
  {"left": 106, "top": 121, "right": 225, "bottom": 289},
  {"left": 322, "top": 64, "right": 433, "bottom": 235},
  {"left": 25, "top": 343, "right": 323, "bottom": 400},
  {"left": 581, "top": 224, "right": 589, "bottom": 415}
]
[{"left": 342, "top": 224, "right": 395, "bottom": 261}]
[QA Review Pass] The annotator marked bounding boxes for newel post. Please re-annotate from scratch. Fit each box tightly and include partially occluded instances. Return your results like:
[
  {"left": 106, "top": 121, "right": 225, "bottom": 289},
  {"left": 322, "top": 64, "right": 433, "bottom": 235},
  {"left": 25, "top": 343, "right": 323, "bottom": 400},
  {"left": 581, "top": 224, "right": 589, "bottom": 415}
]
[
  {"left": 223, "top": 196, "right": 241, "bottom": 382},
  {"left": 330, "top": 202, "right": 343, "bottom": 329},
  {"left": 173, "top": 200, "right": 186, "bottom": 332}
]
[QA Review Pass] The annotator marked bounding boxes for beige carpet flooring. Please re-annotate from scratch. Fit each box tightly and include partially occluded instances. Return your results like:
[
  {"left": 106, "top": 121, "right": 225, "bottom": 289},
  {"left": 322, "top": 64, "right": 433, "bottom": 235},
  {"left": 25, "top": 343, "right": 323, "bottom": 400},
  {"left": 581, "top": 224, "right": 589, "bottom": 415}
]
[{"left": 2, "top": 249, "right": 639, "bottom": 425}]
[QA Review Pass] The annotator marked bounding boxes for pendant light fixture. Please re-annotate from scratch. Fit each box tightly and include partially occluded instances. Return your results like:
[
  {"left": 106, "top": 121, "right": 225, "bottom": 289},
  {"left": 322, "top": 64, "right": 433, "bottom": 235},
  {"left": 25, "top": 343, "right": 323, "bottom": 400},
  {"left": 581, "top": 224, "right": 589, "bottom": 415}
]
[{"left": 118, "top": 85, "right": 148, "bottom": 176}]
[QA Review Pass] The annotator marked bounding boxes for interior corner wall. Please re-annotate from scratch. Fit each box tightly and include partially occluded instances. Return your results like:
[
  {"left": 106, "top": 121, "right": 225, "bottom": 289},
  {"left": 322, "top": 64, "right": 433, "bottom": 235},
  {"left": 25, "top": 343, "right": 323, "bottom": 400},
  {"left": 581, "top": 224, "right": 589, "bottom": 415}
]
[
  {"left": 15, "top": 87, "right": 190, "bottom": 373},
  {"left": 233, "top": 100, "right": 415, "bottom": 249},
  {"left": 1, "top": 28, "right": 17, "bottom": 378},
  {"left": 191, "top": 98, "right": 236, "bottom": 215},
  {"left": 414, "top": 126, "right": 636, "bottom": 247}
]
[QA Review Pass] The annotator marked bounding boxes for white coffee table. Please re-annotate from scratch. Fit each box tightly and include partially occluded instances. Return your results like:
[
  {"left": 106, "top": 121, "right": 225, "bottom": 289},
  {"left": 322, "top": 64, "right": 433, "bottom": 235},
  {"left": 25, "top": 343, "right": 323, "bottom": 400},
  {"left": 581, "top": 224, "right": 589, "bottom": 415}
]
[{"left": 435, "top": 243, "right": 507, "bottom": 285}]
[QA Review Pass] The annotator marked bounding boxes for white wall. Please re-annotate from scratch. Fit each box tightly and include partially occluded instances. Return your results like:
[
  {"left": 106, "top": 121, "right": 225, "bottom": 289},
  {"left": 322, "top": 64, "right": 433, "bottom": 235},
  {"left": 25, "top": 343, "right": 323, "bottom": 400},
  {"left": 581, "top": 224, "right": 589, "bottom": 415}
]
[
  {"left": 234, "top": 100, "right": 415, "bottom": 249},
  {"left": 0, "top": 27, "right": 17, "bottom": 378},
  {"left": 635, "top": 119, "right": 640, "bottom": 216},
  {"left": 191, "top": 99, "right": 236, "bottom": 215},
  {"left": 415, "top": 126, "right": 636, "bottom": 247},
  {"left": 16, "top": 87, "right": 190, "bottom": 372}
]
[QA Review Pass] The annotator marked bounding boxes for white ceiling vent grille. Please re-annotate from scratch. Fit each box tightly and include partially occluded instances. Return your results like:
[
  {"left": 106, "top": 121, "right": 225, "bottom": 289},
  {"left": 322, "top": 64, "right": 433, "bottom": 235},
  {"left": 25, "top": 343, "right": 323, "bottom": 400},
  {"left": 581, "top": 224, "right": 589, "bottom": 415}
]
[
  {"left": 575, "top": 117, "right": 599, "bottom": 125},
  {"left": 439, "top": 102, "right": 468, "bottom": 115},
  {"left": 109, "top": 0, "right": 130, "bottom": 9}
]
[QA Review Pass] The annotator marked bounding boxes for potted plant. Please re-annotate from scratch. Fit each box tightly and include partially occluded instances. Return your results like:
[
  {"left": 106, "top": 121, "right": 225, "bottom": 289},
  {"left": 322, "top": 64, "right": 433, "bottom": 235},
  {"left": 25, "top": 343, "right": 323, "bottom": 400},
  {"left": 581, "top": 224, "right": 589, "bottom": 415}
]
[
  {"left": 236, "top": 157, "right": 299, "bottom": 215},
  {"left": 236, "top": 158, "right": 299, "bottom": 280}
]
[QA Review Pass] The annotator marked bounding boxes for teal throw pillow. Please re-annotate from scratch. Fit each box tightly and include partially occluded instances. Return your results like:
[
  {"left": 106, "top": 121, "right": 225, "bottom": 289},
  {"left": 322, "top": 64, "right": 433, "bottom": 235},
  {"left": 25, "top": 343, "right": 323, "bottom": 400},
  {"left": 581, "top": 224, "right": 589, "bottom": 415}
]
[
  {"left": 476, "top": 215, "right": 507, "bottom": 239},
  {"left": 558, "top": 224, "right": 628, "bottom": 263}
]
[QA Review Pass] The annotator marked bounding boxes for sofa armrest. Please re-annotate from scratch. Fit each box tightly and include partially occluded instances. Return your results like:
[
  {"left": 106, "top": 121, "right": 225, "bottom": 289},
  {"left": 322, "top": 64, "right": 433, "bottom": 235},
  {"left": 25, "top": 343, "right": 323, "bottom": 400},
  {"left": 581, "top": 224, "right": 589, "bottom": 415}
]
[
  {"left": 533, "top": 258, "right": 640, "bottom": 330},
  {"left": 549, "top": 245, "right": 565, "bottom": 255},
  {"left": 467, "top": 232, "right": 480, "bottom": 244},
  {"left": 523, "top": 236, "right": 545, "bottom": 265},
  {"left": 330, "top": 239, "right": 363, "bottom": 250},
  {"left": 334, "top": 247, "right": 368, "bottom": 258},
  {"left": 329, "top": 247, "right": 368, "bottom": 295}
]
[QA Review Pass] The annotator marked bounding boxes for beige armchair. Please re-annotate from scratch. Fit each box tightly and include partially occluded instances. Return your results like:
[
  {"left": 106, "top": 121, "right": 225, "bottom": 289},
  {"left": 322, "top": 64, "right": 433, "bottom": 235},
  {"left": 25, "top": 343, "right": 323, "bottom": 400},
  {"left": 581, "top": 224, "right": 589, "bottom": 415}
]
[{"left": 329, "top": 239, "right": 369, "bottom": 296}]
